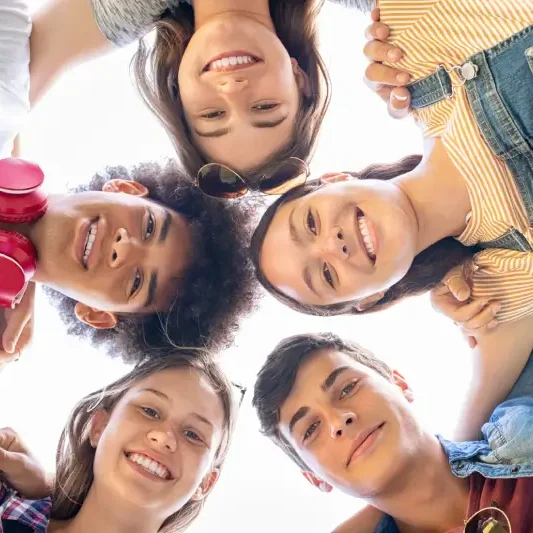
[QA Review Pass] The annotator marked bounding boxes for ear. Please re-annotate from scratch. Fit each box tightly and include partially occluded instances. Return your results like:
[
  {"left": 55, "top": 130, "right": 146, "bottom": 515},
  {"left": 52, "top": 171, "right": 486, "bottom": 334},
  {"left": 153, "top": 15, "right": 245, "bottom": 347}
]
[
  {"left": 74, "top": 302, "right": 118, "bottom": 329},
  {"left": 291, "top": 58, "right": 312, "bottom": 99},
  {"left": 392, "top": 370, "right": 414, "bottom": 403},
  {"left": 319, "top": 172, "right": 352, "bottom": 185},
  {"left": 89, "top": 410, "right": 110, "bottom": 448},
  {"left": 191, "top": 469, "right": 220, "bottom": 502},
  {"left": 102, "top": 179, "right": 149, "bottom": 197},
  {"left": 302, "top": 471, "right": 333, "bottom": 493},
  {"left": 353, "top": 291, "right": 386, "bottom": 312}
]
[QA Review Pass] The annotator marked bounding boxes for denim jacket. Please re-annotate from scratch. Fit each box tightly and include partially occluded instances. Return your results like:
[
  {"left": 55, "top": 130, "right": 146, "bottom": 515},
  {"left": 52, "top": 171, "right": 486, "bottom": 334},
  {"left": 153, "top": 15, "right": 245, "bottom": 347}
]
[{"left": 374, "top": 353, "right": 533, "bottom": 533}]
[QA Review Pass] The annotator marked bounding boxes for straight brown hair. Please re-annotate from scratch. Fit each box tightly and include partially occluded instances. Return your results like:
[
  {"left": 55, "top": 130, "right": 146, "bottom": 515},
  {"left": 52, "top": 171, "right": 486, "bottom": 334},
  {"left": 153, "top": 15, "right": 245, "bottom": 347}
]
[
  {"left": 132, "top": 0, "right": 330, "bottom": 185},
  {"left": 52, "top": 350, "right": 237, "bottom": 532},
  {"left": 250, "top": 154, "right": 477, "bottom": 316}
]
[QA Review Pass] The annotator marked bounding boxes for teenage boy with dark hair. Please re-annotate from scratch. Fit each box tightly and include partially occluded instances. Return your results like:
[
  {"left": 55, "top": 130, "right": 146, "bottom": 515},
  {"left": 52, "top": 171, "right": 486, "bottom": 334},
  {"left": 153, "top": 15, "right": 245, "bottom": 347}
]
[{"left": 254, "top": 332, "right": 533, "bottom": 532}]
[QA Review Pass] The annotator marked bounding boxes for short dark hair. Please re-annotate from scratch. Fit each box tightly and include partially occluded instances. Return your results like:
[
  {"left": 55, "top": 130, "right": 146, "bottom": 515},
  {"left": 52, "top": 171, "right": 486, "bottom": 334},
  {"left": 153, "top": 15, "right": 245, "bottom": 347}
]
[
  {"left": 44, "top": 161, "right": 261, "bottom": 363},
  {"left": 253, "top": 332, "right": 393, "bottom": 470},
  {"left": 250, "top": 155, "right": 477, "bottom": 317}
]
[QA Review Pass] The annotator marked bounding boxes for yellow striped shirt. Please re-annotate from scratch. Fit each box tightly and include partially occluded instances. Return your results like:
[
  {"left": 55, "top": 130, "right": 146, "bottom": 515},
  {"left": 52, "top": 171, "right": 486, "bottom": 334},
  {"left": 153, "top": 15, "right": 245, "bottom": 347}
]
[{"left": 380, "top": 0, "right": 533, "bottom": 322}]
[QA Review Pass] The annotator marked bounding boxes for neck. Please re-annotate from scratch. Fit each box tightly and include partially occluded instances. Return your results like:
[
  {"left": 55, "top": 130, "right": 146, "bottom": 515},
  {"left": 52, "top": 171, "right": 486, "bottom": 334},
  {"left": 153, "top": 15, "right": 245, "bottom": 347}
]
[
  {"left": 368, "top": 434, "right": 469, "bottom": 532},
  {"left": 192, "top": 0, "right": 274, "bottom": 31},
  {"left": 394, "top": 137, "right": 471, "bottom": 255},
  {"left": 52, "top": 486, "right": 163, "bottom": 533}
]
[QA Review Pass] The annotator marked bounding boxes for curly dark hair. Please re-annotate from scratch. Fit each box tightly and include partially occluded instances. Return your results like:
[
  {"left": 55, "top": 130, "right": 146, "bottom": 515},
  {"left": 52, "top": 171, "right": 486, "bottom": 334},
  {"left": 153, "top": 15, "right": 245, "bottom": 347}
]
[{"left": 43, "top": 161, "right": 261, "bottom": 363}]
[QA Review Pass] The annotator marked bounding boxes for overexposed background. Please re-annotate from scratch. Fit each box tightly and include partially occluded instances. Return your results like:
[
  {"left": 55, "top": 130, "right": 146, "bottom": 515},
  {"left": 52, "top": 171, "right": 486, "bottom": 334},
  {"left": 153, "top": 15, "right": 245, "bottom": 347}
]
[{"left": 0, "top": 3, "right": 473, "bottom": 531}]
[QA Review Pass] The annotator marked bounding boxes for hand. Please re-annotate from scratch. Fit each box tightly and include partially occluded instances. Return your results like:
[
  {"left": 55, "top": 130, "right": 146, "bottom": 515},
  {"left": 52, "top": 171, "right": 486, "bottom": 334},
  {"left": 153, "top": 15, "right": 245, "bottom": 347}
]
[
  {"left": 0, "top": 427, "right": 52, "bottom": 499},
  {"left": 363, "top": 8, "right": 412, "bottom": 119},
  {"left": 0, "top": 282, "right": 35, "bottom": 364},
  {"left": 430, "top": 271, "right": 500, "bottom": 349}
]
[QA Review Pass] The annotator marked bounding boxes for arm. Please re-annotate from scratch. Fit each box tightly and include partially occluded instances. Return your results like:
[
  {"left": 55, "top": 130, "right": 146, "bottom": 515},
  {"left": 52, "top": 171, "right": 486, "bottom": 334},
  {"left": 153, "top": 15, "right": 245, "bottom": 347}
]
[
  {"left": 29, "top": 0, "right": 171, "bottom": 105},
  {"left": 452, "top": 313, "right": 533, "bottom": 442},
  {"left": 0, "top": 427, "right": 52, "bottom": 499},
  {"left": 332, "top": 506, "right": 384, "bottom": 533},
  {"left": 29, "top": 0, "right": 113, "bottom": 105}
]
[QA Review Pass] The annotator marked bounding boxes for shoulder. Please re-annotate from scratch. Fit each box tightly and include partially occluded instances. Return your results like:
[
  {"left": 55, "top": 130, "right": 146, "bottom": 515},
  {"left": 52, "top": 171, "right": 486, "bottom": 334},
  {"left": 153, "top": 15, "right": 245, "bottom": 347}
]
[{"left": 91, "top": 0, "right": 187, "bottom": 46}]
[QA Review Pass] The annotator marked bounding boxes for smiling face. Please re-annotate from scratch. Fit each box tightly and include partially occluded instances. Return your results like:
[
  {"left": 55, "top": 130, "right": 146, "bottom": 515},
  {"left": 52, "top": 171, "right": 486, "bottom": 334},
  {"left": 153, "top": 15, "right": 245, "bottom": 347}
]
[
  {"left": 32, "top": 180, "right": 193, "bottom": 315},
  {"left": 260, "top": 179, "right": 418, "bottom": 307},
  {"left": 278, "top": 349, "right": 421, "bottom": 498},
  {"left": 178, "top": 13, "right": 307, "bottom": 173},
  {"left": 90, "top": 367, "right": 225, "bottom": 522}
]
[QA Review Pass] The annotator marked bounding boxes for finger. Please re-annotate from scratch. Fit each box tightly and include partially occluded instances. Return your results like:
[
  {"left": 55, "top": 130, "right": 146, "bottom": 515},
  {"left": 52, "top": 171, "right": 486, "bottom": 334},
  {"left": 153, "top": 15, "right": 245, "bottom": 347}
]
[
  {"left": 365, "top": 21, "right": 389, "bottom": 41},
  {"left": 2, "top": 311, "right": 31, "bottom": 354},
  {"left": 468, "top": 336, "right": 477, "bottom": 349},
  {"left": 447, "top": 276, "right": 471, "bottom": 302},
  {"left": 388, "top": 88, "right": 412, "bottom": 120},
  {"left": 364, "top": 63, "right": 410, "bottom": 90},
  {"left": 433, "top": 297, "right": 490, "bottom": 323},
  {"left": 0, "top": 427, "right": 17, "bottom": 449},
  {"left": 461, "top": 303, "right": 501, "bottom": 331},
  {"left": 363, "top": 75, "right": 393, "bottom": 103},
  {"left": 363, "top": 39, "right": 403, "bottom": 63},
  {"left": 370, "top": 7, "right": 380, "bottom": 22}
]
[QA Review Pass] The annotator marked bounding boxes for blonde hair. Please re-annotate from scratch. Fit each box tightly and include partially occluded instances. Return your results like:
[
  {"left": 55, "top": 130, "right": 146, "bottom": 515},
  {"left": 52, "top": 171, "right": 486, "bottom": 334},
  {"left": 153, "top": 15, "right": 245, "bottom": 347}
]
[
  {"left": 52, "top": 350, "right": 236, "bottom": 532},
  {"left": 133, "top": 0, "right": 330, "bottom": 184}
]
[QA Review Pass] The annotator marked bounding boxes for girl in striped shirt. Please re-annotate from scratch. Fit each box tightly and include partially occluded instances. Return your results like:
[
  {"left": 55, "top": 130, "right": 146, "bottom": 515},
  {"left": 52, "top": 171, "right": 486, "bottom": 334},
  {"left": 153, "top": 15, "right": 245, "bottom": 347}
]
[{"left": 250, "top": 0, "right": 533, "bottom": 442}]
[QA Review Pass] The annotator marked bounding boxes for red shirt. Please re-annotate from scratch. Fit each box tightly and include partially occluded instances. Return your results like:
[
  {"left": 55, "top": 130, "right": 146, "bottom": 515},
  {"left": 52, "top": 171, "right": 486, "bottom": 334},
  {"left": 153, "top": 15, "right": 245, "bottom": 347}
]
[{"left": 448, "top": 474, "right": 533, "bottom": 532}]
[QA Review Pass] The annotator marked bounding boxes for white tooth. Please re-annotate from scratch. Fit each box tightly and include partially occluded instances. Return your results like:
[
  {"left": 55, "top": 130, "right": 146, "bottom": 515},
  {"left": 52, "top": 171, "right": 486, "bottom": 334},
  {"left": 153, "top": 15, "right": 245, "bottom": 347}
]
[
  {"left": 214, "top": 60, "right": 222, "bottom": 69},
  {"left": 229, "top": 56, "right": 237, "bottom": 65},
  {"left": 237, "top": 56, "right": 243, "bottom": 64},
  {"left": 221, "top": 58, "right": 230, "bottom": 66},
  {"left": 88, "top": 234, "right": 96, "bottom": 244}
]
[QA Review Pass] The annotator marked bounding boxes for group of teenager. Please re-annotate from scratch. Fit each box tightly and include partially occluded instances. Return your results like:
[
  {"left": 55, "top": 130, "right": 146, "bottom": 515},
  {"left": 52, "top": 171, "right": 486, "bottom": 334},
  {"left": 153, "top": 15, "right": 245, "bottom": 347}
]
[{"left": 1, "top": 0, "right": 533, "bottom": 531}]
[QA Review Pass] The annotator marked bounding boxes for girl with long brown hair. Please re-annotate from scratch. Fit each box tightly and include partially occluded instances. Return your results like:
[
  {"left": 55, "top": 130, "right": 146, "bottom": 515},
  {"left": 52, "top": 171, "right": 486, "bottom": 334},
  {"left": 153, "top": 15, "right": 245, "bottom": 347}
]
[
  {"left": 27, "top": 0, "right": 341, "bottom": 184},
  {"left": 0, "top": 349, "right": 239, "bottom": 532}
]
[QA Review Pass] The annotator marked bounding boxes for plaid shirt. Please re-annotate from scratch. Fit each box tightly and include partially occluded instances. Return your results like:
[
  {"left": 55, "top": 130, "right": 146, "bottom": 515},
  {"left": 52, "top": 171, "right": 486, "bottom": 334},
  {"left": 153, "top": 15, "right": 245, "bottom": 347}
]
[{"left": 0, "top": 475, "right": 51, "bottom": 533}]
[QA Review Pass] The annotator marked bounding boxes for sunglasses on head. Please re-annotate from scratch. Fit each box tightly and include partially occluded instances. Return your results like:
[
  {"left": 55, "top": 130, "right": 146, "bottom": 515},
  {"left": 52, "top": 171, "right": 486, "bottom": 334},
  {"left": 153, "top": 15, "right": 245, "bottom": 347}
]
[
  {"left": 464, "top": 505, "right": 511, "bottom": 533},
  {"left": 196, "top": 157, "right": 309, "bottom": 199}
]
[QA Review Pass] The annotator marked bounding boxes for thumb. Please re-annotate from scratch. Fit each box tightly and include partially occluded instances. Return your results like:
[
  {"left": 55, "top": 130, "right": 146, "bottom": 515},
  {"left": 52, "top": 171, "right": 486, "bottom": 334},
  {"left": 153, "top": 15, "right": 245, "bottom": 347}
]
[
  {"left": 388, "top": 88, "right": 411, "bottom": 120},
  {"left": 447, "top": 276, "right": 471, "bottom": 302},
  {"left": 0, "top": 446, "right": 23, "bottom": 476},
  {"left": 2, "top": 309, "right": 31, "bottom": 354}
]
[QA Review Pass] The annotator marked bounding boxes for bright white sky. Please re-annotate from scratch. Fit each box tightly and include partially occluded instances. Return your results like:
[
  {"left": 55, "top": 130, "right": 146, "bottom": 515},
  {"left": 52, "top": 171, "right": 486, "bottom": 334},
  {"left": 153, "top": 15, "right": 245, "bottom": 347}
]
[{"left": 0, "top": 3, "right": 474, "bottom": 532}]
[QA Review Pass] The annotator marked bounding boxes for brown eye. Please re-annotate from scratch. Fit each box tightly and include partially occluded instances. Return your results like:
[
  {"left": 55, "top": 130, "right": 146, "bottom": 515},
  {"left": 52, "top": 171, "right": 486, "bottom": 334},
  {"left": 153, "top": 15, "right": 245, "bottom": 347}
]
[
  {"left": 253, "top": 103, "right": 279, "bottom": 111},
  {"left": 304, "top": 421, "right": 319, "bottom": 441},
  {"left": 145, "top": 212, "right": 155, "bottom": 240},
  {"left": 130, "top": 271, "right": 142, "bottom": 297},
  {"left": 307, "top": 210, "right": 317, "bottom": 235},
  {"left": 202, "top": 110, "right": 225, "bottom": 119},
  {"left": 323, "top": 263, "right": 334, "bottom": 288}
]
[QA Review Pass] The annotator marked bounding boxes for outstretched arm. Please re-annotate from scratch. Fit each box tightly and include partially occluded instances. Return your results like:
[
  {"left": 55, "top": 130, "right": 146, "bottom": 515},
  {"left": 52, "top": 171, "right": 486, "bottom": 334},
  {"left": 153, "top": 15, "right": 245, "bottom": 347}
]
[{"left": 29, "top": 0, "right": 113, "bottom": 105}]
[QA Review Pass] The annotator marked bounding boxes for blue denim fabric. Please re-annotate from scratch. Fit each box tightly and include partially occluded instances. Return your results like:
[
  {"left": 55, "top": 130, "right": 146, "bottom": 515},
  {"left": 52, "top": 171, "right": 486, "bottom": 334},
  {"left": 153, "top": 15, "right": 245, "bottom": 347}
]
[
  {"left": 407, "top": 24, "right": 533, "bottom": 248},
  {"left": 374, "top": 393, "right": 533, "bottom": 532}
]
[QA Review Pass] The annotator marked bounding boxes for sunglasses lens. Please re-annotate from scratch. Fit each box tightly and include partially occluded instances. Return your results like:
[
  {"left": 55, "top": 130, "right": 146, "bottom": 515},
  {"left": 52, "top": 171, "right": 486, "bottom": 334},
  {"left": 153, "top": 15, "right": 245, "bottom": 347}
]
[
  {"left": 465, "top": 508, "right": 511, "bottom": 533},
  {"left": 260, "top": 158, "right": 309, "bottom": 195},
  {"left": 197, "top": 164, "right": 248, "bottom": 199}
]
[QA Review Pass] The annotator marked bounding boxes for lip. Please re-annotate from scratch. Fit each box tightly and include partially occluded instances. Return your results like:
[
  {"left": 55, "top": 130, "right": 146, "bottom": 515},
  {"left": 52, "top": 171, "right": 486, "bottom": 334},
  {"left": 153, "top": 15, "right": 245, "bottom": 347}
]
[
  {"left": 354, "top": 207, "right": 377, "bottom": 266},
  {"left": 125, "top": 450, "right": 175, "bottom": 481},
  {"left": 346, "top": 422, "right": 385, "bottom": 467},
  {"left": 202, "top": 50, "right": 263, "bottom": 73},
  {"left": 74, "top": 219, "right": 93, "bottom": 269}
]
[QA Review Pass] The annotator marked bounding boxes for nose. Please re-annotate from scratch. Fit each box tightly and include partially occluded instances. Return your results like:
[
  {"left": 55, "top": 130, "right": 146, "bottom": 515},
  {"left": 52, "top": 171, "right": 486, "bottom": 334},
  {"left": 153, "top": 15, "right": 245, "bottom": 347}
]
[
  {"left": 330, "top": 411, "right": 357, "bottom": 439},
  {"left": 216, "top": 77, "right": 249, "bottom": 95},
  {"left": 109, "top": 227, "right": 140, "bottom": 268},
  {"left": 147, "top": 428, "right": 178, "bottom": 453},
  {"left": 322, "top": 227, "right": 349, "bottom": 260}
]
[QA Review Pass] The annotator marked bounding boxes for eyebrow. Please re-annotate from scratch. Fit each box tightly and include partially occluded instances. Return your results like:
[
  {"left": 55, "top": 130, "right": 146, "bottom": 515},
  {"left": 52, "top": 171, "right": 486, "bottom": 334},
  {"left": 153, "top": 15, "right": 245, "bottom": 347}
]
[
  {"left": 191, "top": 413, "right": 214, "bottom": 429},
  {"left": 251, "top": 115, "right": 288, "bottom": 128},
  {"left": 194, "top": 127, "right": 230, "bottom": 138},
  {"left": 141, "top": 388, "right": 169, "bottom": 400},
  {"left": 289, "top": 406, "right": 310, "bottom": 435},
  {"left": 303, "top": 266, "right": 320, "bottom": 297},
  {"left": 158, "top": 209, "right": 172, "bottom": 243},
  {"left": 321, "top": 366, "right": 349, "bottom": 391},
  {"left": 289, "top": 207, "right": 301, "bottom": 245},
  {"left": 288, "top": 366, "right": 351, "bottom": 436},
  {"left": 194, "top": 115, "right": 289, "bottom": 138}
]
